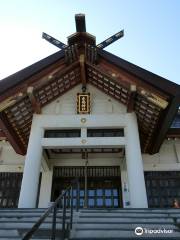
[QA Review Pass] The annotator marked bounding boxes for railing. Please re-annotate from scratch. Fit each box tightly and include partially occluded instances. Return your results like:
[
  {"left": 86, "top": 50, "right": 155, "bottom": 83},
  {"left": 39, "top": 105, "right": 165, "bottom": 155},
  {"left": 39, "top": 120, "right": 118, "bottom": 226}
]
[{"left": 22, "top": 178, "right": 80, "bottom": 240}]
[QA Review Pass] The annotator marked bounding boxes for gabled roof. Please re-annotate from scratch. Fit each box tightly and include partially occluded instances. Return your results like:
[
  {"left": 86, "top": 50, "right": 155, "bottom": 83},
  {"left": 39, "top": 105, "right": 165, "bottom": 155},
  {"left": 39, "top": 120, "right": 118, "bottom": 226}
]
[
  {"left": 0, "top": 50, "right": 64, "bottom": 99},
  {"left": 0, "top": 14, "right": 180, "bottom": 155},
  {"left": 99, "top": 50, "right": 179, "bottom": 97}
]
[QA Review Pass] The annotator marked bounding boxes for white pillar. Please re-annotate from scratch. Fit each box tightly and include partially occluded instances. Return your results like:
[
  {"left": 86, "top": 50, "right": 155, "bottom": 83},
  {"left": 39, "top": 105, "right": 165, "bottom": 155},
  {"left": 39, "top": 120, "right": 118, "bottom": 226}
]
[
  {"left": 125, "top": 112, "right": 148, "bottom": 208},
  {"left": 18, "top": 116, "right": 43, "bottom": 208},
  {"left": 38, "top": 170, "right": 53, "bottom": 208}
]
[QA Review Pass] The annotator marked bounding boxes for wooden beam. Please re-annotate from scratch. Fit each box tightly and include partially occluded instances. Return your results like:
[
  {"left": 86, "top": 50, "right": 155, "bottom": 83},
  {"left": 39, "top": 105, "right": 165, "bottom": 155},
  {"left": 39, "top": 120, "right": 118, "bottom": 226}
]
[
  {"left": 0, "top": 112, "right": 26, "bottom": 155},
  {"left": 166, "top": 128, "right": 180, "bottom": 138},
  {"left": 127, "top": 85, "right": 137, "bottom": 113},
  {"left": 98, "top": 58, "right": 169, "bottom": 100},
  {"left": 98, "top": 51, "right": 179, "bottom": 97},
  {"left": 0, "top": 129, "right": 6, "bottom": 138},
  {"left": 79, "top": 54, "right": 86, "bottom": 90},
  {"left": 27, "top": 87, "right": 41, "bottom": 114},
  {"left": 86, "top": 61, "right": 129, "bottom": 90},
  {"left": 0, "top": 58, "right": 65, "bottom": 103},
  {"left": 75, "top": 14, "right": 86, "bottom": 32},
  {"left": 151, "top": 94, "right": 180, "bottom": 154}
]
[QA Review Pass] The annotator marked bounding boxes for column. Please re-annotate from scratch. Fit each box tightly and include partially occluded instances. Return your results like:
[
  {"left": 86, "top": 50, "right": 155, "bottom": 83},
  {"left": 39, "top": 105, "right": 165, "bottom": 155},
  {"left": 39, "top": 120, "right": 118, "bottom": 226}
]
[
  {"left": 38, "top": 170, "right": 53, "bottom": 208},
  {"left": 125, "top": 112, "right": 148, "bottom": 208},
  {"left": 18, "top": 115, "right": 43, "bottom": 208}
]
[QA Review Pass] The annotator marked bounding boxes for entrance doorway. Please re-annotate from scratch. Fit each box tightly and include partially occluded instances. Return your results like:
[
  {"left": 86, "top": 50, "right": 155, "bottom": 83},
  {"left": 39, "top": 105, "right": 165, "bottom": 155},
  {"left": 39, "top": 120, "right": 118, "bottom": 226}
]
[{"left": 51, "top": 166, "right": 122, "bottom": 208}]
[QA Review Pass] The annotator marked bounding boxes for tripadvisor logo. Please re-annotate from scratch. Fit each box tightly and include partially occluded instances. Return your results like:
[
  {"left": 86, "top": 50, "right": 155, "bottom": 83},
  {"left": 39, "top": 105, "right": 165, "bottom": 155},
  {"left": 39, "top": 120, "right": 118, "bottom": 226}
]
[
  {"left": 135, "top": 227, "right": 143, "bottom": 236},
  {"left": 135, "top": 227, "right": 173, "bottom": 235}
]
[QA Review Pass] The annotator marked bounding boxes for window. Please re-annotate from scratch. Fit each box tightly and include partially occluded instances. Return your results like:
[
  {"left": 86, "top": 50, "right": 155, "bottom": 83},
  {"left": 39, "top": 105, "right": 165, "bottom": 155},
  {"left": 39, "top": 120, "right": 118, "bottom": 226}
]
[
  {"left": 87, "top": 129, "right": 124, "bottom": 137},
  {"left": 44, "top": 129, "right": 80, "bottom": 138}
]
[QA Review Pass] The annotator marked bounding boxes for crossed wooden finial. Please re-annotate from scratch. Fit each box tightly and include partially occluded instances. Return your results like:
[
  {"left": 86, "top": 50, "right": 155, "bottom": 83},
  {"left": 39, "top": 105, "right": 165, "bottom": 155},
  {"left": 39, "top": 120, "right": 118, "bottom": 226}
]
[{"left": 42, "top": 14, "right": 124, "bottom": 50}]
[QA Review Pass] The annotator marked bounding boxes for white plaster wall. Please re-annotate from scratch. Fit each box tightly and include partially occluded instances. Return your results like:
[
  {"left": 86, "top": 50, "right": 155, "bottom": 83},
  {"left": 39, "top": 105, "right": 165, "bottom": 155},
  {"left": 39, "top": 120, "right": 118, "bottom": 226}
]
[
  {"left": 51, "top": 157, "right": 122, "bottom": 167},
  {"left": 143, "top": 139, "right": 180, "bottom": 171},
  {"left": 1, "top": 138, "right": 179, "bottom": 171},
  {"left": 42, "top": 84, "right": 126, "bottom": 115},
  {"left": 0, "top": 141, "right": 24, "bottom": 171}
]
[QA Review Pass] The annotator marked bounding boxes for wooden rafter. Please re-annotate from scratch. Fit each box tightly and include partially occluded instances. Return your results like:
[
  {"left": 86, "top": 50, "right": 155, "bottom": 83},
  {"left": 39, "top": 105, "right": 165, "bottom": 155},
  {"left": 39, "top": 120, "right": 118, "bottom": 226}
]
[
  {"left": 99, "top": 58, "right": 170, "bottom": 100},
  {"left": 0, "top": 55, "right": 65, "bottom": 102},
  {"left": 34, "top": 61, "right": 81, "bottom": 107},
  {"left": 27, "top": 86, "right": 41, "bottom": 114},
  {"left": 127, "top": 85, "right": 137, "bottom": 113},
  {"left": 0, "top": 111, "right": 26, "bottom": 155},
  {"left": 79, "top": 54, "right": 86, "bottom": 90}
]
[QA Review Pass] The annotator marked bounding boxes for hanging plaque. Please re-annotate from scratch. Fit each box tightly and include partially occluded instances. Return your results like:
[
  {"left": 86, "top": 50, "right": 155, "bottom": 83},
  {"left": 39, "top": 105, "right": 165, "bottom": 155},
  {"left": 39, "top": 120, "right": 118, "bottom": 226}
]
[{"left": 77, "top": 93, "right": 90, "bottom": 114}]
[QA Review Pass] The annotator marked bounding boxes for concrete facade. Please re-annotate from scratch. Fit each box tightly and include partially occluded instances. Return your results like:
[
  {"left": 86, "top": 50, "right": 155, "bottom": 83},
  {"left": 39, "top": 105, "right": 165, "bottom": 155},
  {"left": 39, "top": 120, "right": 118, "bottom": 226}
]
[{"left": 0, "top": 85, "right": 180, "bottom": 208}]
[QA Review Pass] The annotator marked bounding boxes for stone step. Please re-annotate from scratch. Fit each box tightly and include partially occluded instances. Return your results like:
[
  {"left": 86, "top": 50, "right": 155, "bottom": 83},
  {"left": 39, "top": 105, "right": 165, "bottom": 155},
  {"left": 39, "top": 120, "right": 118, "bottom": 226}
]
[
  {"left": 0, "top": 215, "right": 62, "bottom": 221},
  {"left": 77, "top": 217, "right": 174, "bottom": 224},
  {"left": 0, "top": 229, "right": 19, "bottom": 237},
  {"left": 78, "top": 212, "right": 170, "bottom": 217},
  {"left": 75, "top": 223, "right": 179, "bottom": 230},
  {"left": 70, "top": 229, "right": 180, "bottom": 239},
  {"left": 79, "top": 208, "right": 180, "bottom": 213},
  {"left": 0, "top": 211, "right": 172, "bottom": 217},
  {"left": 0, "top": 208, "right": 179, "bottom": 239},
  {"left": 0, "top": 222, "right": 68, "bottom": 229},
  {"left": 0, "top": 229, "right": 66, "bottom": 239},
  {"left": 0, "top": 212, "right": 68, "bottom": 216}
]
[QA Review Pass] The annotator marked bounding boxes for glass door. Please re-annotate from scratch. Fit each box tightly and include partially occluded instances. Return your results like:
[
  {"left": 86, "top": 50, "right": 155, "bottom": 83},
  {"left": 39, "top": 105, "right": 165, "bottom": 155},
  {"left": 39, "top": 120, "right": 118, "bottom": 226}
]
[{"left": 51, "top": 175, "right": 122, "bottom": 208}]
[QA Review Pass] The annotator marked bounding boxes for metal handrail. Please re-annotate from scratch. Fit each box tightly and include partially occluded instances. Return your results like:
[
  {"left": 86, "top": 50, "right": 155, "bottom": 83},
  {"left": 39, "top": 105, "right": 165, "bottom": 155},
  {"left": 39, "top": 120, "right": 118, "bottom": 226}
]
[{"left": 22, "top": 178, "right": 80, "bottom": 240}]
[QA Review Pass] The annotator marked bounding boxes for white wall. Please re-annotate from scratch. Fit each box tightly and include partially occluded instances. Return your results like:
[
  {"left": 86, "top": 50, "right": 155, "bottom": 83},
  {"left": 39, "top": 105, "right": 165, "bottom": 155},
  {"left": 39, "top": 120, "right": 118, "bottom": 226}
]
[
  {"left": 0, "top": 83, "right": 180, "bottom": 207},
  {"left": 0, "top": 133, "right": 179, "bottom": 172},
  {"left": 142, "top": 139, "right": 180, "bottom": 171},
  {"left": 0, "top": 141, "right": 24, "bottom": 172},
  {"left": 42, "top": 84, "right": 126, "bottom": 115}
]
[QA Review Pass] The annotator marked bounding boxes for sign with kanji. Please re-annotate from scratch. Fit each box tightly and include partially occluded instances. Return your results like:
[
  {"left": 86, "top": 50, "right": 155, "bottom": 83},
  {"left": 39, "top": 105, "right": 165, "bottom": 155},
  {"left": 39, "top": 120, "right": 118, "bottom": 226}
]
[{"left": 77, "top": 93, "right": 90, "bottom": 114}]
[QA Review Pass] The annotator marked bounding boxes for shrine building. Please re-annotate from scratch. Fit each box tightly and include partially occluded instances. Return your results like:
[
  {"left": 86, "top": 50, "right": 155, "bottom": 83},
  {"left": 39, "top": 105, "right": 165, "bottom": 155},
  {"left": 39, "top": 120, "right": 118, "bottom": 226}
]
[{"left": 0, "top": 14, "right": 180, "bottom": 210}]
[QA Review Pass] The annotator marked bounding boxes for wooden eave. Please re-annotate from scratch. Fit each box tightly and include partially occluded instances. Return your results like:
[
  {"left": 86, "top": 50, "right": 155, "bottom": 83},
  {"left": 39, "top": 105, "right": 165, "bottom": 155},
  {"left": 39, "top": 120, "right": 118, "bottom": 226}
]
[
  {"left": 0, "top": 56, "right": 82, "bottom": 155},
  {"left": 0, "top": 50, "right": 65, "bottom": 102},
  {"left": 94, "top": 50, "right": 180, "bottom": 154},
  {"left": 0, "top": 111, "right": 26, "bottom": 154},
  {"left": 98, "top": 49, "right": 180, "bottom": 97},
  {"left": 0, "top": 40, "right": 179, "bottom": 155}
]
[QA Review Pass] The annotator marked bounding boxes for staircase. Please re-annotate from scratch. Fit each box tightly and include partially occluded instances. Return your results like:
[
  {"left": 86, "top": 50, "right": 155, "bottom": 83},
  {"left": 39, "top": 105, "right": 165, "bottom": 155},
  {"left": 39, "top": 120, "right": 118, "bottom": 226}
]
[
  {"left": 0, "top": 208, "right": 180, "bottom": 239},
  {"left": 70, "top": 209, "right": 180, "bottom": 239},
  {"left": 0, "top": 208, "right": 69, "bottom": 239}
]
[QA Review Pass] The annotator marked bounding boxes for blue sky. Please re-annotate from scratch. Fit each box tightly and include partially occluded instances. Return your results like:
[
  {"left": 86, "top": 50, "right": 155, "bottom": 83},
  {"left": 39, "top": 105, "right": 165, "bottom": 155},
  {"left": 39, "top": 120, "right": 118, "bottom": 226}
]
[{"left": 0, "top": 0, "right": 180, "bottom": 85}]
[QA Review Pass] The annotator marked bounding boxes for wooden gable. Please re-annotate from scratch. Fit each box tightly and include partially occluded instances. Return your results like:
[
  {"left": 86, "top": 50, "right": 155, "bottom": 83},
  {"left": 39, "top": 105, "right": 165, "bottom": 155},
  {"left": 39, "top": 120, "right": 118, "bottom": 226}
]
[{"left": 0, "top": 14, "right": 179, "bottom": 155}]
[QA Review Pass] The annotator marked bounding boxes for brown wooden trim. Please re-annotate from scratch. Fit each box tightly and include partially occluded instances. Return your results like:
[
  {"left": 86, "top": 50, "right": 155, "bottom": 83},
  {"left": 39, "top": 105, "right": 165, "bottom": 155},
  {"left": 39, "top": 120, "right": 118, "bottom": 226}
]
[
  {"left": 98, "top": 49, "right": 179, "bottom": 97},
  {"left": 150, "top": 94, "right": 180, "bottom": 153},
  {"left": 79, "top": 54, "right": 86, "bottom": 88},
  {"left": 27, "top": 87, "right": 41, "bottom": 114},
  {"left": 127, "top": 89, "right": 137, "bottom": 113},
  {"left": 0, "top": 112, "right": 26, "bottom": 155},
  {"left": 0, "top": 58, "right": 65, "bottom": 102},
  {"left": 0, "top": 129, "right": 6, "bottom": 138},
  {"left": 87, "top": 61, "right": 130, "bottom": 90},
  {"left": 99, "top": 58, "right": 170, "bottom": 101},
  {"left": 75, "top": 14, "right": 86, "bottom": 32},
  {"left": 166, "top": 128, "right": 180, "bottom": 137}
]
